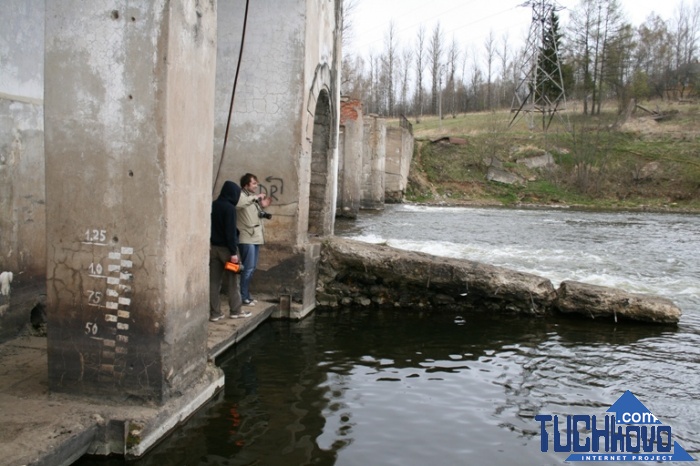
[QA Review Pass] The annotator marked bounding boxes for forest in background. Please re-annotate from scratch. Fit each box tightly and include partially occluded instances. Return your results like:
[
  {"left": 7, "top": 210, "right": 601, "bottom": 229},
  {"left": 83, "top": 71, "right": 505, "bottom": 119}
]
[{"left": 340, "top": 0, "right": 700, "bottom": 120}]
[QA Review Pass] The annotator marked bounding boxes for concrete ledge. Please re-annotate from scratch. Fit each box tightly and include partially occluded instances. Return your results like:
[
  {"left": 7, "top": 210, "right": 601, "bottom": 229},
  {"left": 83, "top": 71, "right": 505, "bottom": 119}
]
[
  {"left": 125, "top": 364, "right": 225, "bottom": 458},
  {"left": 318, "top": 237, "right": 557, "bottom": 316},
  {"left": 554, "top": 280, "right": 682, "bottom": 324},
  {"left": 207, "top": 301, "right": 276, "bottom": 360},
  {"left": 317, "top": 237, "right": 682, "bottom": 324},
  {"left": 0, "top": 302, "right": 274, "bottom": 465}
]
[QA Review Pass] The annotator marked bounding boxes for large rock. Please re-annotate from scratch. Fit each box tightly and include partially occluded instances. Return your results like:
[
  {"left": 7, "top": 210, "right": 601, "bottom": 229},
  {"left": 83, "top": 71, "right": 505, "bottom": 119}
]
[
  {"left": 486, "top": 167, "right": 525, "bottom": 185},
  {"left": 318, "top": 237, "right": 557, "bottom": 316},
  {"left": 554, "top": 280, "right": 681, "bottom": 324},
  {"left": 317, "top": 238, "right": 682, "bottom": 325}
]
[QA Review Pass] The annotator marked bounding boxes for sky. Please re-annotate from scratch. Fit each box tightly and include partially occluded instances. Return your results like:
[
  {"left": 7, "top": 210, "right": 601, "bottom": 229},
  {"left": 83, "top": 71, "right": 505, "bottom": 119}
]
[{"left": 345, "top": 0, "right": 687, "bottom": 60}]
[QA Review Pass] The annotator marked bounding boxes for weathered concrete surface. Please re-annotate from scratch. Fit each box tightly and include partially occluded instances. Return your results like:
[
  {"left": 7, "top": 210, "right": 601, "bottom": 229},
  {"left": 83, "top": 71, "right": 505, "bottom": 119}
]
[
  {"left": 0, "top": 0, "right": 46, "bottom": 342},
  {"left": 316, "top": 237, "right": 682, "bottom": 324},
  {"left": 0, "top": 300, "right": 275, "bottom": 465},
  {"left": 361, "top": 116, "right": 386, "bottom": 210},
  {"left": 337, "top": 98, "right": 364, "bottom": 218},
  {"left": 44, "top": 1, "right": 217, "bottom": 402},
  {"left": 384, "top": 122, "right": 414, "bottom": 203},
  {"left": 554, "top": 280, "right": 681, "bottom": 324},
  {"left": 317, "top": 237, "right": 557, "bottom": 316}
]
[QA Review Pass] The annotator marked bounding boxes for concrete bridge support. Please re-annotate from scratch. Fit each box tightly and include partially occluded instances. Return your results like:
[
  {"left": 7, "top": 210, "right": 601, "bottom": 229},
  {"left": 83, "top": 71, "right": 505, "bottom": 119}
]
[
  {"left": 337, "top": 98, "right": 364, "bottom": 218},
  {"left": 385, "top": 121, "right": 414, "bottom": 203},
  {"left": 2, "top": 0, "right": 342, "bottom": 409},
  {"left": 44, "top": 1, "right": 218, "bottom": 401},
  {"left": 361, "top": 115, "right": 386, "bottom": 210}
]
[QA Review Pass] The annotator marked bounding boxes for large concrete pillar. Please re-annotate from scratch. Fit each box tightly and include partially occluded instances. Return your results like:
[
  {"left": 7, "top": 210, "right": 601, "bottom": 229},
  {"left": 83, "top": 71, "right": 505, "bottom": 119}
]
[
  {"left": 337, "top": 98, "right": 363, "bottom": 218},
  {"left": 384, "top": 121, "right": 414, "bottom": 203},
  {"left": 361, "top": 115, "right": 386, "bottom": 210},
  {"left": 44, "top": 1, "right": 217, "bottom": 402}
]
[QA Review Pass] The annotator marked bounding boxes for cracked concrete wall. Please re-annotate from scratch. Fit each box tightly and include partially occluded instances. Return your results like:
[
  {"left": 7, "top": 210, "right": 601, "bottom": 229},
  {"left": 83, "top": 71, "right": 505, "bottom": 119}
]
[
  {"left": 44, "top": 1, "right": 216, "bottom": 402},
  {"left": 0, "top": 0, "right": 46, "bottom": 341},
  {"left": 361, "top": 115, "right": 386, "bottom": 210},
  {"left": 2, "top": 0, "right": 342, "bottom": 356}
]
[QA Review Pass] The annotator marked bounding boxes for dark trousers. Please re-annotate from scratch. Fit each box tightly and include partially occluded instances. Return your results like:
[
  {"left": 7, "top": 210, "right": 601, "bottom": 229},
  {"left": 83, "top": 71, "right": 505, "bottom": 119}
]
[{"left": 209, "top": 245, "right": 242, "bottom": 317}]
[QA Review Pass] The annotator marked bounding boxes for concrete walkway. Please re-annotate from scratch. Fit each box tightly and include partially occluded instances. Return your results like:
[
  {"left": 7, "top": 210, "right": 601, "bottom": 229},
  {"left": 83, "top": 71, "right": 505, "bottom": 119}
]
[{"left": 0, "top": 299, "right": 276, "bottom": 466}]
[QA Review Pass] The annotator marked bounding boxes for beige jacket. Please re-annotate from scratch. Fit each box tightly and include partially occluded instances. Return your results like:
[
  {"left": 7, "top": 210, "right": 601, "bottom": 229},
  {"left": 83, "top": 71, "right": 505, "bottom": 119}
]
[{"left": 236, "top": 190, "right": 265, "bottom": 244}]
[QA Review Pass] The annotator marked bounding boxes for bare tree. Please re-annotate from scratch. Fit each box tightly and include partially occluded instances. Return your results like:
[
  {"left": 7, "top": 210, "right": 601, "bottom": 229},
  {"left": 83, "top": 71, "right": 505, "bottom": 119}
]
[
  {"left": 340, "top": 0, "right": 359, "bottom": 96},
  {"left": 429, "top": 22, "right": 444, "bottom": 115},
  {"left": 496, "top": 33, "right": 512, "bottom": 108},
  {"left": 400, "top": 47, "right": 414, "bottom": 116},
  {"left": 569, "top": 0, "right": 597, "bottom": 114},
  {"left": 341, "top": 54, "right": 367, "bottom": 99},
  {"left": 458, "top": 45, "right": 470, "bottom": 113},
  {"left": 383, "top": 21, "right": 398, "bottom": 116},
  {"left": 470, "top": 46, "right": 484, "bottom": 112},
  {"left": 670, "top": 0, "right": 700, "bottom": 97},
  {"left": 367, "top": 51, "right": 378, "bottom": 114},
  {"left": 447, "top": 37, "right": 459, "bottom": 117},
  {"left": 340, "top": 0, "right": 357, "bottom": 52},
  {"left": 414, "top": 25, "right": 427, "bottom": 122},
  {"left": 568, "top": 0, "right": 624, "bottom": 115},
  {"left": 633, "top": 13, "right": 673, "bottom": 98},
  {"left": 483, "top": 29, "right": 496, "bottom": 110}
]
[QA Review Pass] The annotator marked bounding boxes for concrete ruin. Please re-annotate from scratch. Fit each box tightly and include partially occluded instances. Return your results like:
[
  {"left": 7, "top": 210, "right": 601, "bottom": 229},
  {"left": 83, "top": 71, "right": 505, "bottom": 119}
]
[
  {"left": 1, "top": 0, "right": 342, "bottom": 405},
  {"left": 316, "top": 237, "right": 683, "bottom": 325},
  {"left": 385, "top": 116, "right": 414, "bottom": 203},
  {"left": 337, "top": 99, "right": 414, "bottom": 218}
]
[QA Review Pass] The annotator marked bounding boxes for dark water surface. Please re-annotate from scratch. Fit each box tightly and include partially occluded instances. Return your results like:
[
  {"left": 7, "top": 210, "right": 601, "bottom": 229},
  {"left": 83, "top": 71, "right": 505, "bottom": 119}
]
[{"left": 77, "top": 206, "right": 700, "bottom": 465}]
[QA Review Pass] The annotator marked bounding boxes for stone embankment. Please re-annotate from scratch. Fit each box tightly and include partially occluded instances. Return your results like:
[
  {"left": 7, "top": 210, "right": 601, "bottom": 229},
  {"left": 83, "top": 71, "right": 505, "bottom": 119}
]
[{"left": 316, "top": 237, "right": 681, "bottom": 324}]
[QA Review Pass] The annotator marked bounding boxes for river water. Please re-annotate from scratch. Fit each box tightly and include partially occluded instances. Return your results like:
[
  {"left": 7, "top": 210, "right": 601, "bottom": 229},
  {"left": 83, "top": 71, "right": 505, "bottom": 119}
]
[{"left": 77, "top": 205, "right": 700, "bottom": 465}]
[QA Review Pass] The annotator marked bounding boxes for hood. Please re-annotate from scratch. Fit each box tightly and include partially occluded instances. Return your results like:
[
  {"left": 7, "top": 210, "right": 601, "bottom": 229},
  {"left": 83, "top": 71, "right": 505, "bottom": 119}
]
[{"left": 218, "top": 180, "right": 241, "bottom": 205}]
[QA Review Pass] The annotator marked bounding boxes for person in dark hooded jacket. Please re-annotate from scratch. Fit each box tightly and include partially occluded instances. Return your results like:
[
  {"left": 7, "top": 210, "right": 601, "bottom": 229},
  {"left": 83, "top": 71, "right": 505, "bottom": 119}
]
[{"left": 210, "top": 181, "right": 251, "bottom": 321}]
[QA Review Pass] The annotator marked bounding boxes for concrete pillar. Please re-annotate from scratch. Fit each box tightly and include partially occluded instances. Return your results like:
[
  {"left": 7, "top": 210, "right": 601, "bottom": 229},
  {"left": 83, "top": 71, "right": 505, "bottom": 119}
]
[
  {"left": 337, "top": 98, "right": 363, "bottom": 218},
  {"left": 361, "top": 115, "right": 385, "bottom": 210},
  {"left": 44, "top": 1, "right": 217, "bottom": 402},
  {"left": 384, "top": 123, "right": 414, "bottom": 203}
]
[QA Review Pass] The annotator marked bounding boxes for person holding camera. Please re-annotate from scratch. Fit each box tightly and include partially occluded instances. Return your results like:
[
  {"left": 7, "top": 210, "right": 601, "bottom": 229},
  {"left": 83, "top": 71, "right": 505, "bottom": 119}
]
[
  {"left": 237, "top": 173, "right": 272, "bottom": 306},
  {"left": 210, "top": 180, "right": 251, "bottom": 321}
]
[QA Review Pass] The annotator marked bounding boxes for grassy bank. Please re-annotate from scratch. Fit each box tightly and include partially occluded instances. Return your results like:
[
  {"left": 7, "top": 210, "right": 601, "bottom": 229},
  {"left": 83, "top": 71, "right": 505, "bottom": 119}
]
[{"left": 401, "top": 101, "right": 700, "bottom": 212}]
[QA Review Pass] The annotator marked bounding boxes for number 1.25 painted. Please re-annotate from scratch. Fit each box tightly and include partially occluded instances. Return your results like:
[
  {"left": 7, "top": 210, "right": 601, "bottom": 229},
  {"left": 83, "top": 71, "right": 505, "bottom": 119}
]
[{"left": 85, "top": 229, "right": 107, "bottom": 243}]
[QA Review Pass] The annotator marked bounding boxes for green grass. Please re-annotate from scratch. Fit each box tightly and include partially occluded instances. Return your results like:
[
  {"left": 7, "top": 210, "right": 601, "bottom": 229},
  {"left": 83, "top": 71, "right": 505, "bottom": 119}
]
[{"left": 403, "top": 103, "right": 700, "bottom": 212}]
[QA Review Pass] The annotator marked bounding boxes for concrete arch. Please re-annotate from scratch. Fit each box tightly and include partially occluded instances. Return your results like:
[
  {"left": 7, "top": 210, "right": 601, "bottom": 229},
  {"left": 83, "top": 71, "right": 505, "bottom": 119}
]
[{"left": 305, "top": 64, "right": 337, "bottom": 237}]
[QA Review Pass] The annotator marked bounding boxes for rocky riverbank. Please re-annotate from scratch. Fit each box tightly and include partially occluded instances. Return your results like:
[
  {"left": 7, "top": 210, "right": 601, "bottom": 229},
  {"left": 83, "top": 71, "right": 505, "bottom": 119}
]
[{"left": 316, "top": 237, "right": 682, "bottom": 324}]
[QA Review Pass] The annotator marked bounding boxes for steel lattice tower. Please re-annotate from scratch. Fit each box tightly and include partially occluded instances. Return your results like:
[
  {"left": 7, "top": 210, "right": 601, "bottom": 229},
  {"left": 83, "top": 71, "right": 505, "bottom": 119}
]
[{"left": 510, "top": 0, "right": 570, "bottom": 132}]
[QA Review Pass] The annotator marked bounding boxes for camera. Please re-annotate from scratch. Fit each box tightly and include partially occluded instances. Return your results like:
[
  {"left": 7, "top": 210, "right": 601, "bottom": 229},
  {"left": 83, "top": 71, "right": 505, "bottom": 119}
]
[{"left": 253, "top": 198, "right": 272, "bottom": 219}]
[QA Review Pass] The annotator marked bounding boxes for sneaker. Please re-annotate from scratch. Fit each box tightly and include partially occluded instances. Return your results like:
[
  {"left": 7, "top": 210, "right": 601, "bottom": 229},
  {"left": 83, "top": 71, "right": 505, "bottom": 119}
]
[
  {"left": 242, "top": 299, "right": 257, "bottom": 306},
  {"left": 230, "top": 311, "right": 252, "bottom": 319},
  {"left": 209, "top": 313, "right": 224, "bottom": 322}
]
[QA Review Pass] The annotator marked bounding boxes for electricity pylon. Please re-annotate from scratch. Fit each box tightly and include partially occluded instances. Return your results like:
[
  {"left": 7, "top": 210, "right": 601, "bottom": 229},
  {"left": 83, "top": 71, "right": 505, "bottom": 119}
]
[{"left": 510, "top": 0, "right": 570, "bottom": 132}]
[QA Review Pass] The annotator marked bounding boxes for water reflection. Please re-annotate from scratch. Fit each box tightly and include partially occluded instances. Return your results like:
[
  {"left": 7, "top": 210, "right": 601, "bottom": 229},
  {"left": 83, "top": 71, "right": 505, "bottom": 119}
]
[{"left": 77, "top": 205, "right": 700, "bottom": 465}]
